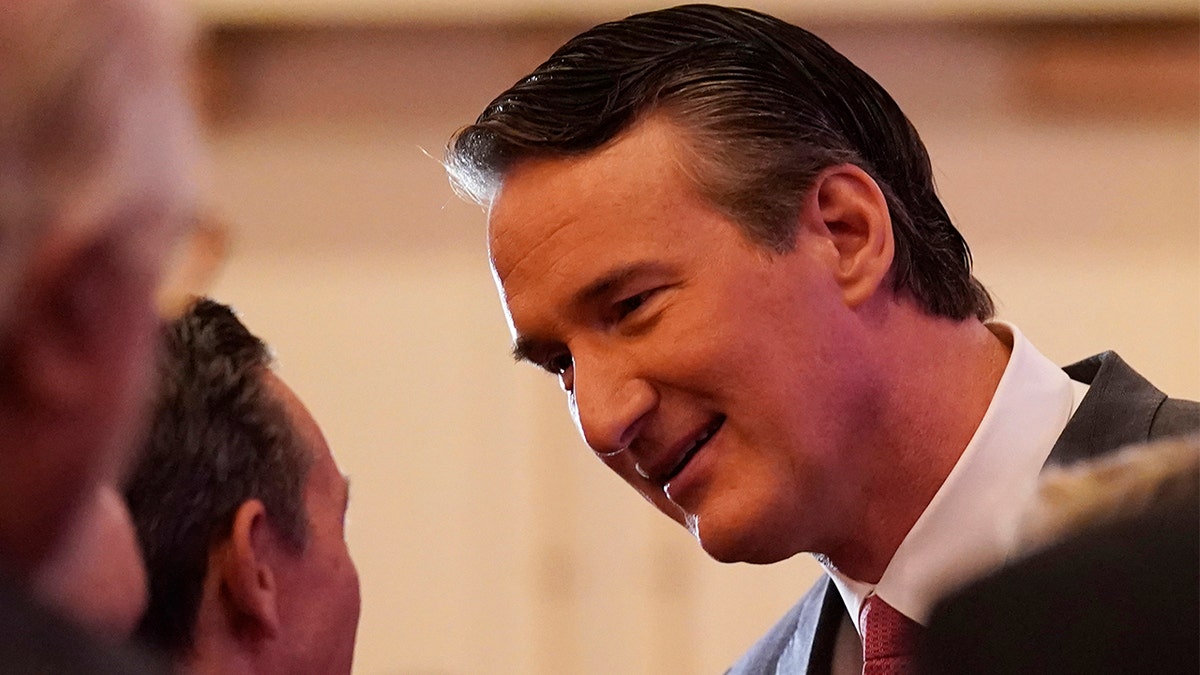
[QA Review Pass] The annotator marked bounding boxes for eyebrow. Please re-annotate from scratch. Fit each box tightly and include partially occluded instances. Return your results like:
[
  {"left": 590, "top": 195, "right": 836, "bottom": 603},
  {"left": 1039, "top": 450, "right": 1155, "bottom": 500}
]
[
  {"left": 575, "top": 261, "right": 662, "bottom": 306},
  {"left": 509, "top": 261, "right": 667, "bottom": 365},
  {"left": 511, "top": 337, "right": 542, "bottom": 365}
]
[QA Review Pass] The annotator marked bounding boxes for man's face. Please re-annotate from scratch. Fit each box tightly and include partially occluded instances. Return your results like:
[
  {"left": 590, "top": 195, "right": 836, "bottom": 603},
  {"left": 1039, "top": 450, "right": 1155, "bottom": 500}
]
[
  {"left": 266, "top": 373, "right": 360, "bottom": 675},
  {"left": 487, "top": 117, "right": 882, "bottom": 564}
]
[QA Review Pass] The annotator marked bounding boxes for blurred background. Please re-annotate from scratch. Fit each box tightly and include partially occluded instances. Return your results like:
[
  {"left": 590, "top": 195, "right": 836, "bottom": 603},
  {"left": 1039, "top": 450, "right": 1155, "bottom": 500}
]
[{"left": 183, "top": 0, "right": 1198, "bottom": 673}]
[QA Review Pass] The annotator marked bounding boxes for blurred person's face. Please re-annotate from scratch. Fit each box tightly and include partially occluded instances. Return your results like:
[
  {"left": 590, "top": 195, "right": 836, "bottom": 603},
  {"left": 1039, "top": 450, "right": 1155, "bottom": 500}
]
[
  {"left": 31, "top": 485, "right": 148, "bottom": 640},
  {"left": 265, "top": 373, "right": 360, "bottom": 675},
  {"left": 0, "top": 0, "right": 198, "bottom": 576}
]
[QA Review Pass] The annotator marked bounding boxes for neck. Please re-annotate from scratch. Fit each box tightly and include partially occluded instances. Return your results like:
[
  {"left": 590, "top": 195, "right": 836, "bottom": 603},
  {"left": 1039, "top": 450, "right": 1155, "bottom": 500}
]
[
  {"left": 826, "top": 307, "right": 1010, "bottom": 582},
  {"left": 184, "top": 628, "right": 264, "bottom": 675},
  {"left": 185, "top": 654, "right": 252, "bottom": 675},
  {"left": 186, "top": 586, "right": 278, "bottom": 675}
]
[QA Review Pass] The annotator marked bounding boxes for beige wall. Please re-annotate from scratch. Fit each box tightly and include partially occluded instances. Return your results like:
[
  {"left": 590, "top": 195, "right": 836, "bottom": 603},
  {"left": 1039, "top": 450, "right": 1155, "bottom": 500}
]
[
  {"left": 187, "top": 0, "right": 1199, "bottom": 24},
  {"left": 200, "top": 19, "right": 1199, "bottom": 675}
]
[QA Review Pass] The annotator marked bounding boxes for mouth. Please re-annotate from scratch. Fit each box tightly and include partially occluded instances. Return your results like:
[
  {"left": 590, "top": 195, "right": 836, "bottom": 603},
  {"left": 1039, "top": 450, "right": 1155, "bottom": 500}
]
[{"left": 659, "top": 415, "right": 725, "bottom": 485}]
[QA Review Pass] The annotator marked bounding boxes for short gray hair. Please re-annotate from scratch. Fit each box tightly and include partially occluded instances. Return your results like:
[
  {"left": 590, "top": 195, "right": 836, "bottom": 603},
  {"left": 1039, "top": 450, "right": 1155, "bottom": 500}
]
[{"left": 0, "top": 0, "right": 196, "bottom": 335}]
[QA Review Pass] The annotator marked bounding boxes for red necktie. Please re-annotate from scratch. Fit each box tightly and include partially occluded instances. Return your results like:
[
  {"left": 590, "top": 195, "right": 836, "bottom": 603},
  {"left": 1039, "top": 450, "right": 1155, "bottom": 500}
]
[{"left": 860, "top": 595, "right": 923, "bottom": 675}]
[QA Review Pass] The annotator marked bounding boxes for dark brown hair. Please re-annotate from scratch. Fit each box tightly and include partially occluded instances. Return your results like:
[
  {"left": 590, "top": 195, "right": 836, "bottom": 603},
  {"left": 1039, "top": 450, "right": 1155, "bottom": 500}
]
[
  {"left": 124, "top": 298, "right": 311, "bottom": 655},
  {"left": 447, "top": 4, "right": 993, "bottom": 320}
]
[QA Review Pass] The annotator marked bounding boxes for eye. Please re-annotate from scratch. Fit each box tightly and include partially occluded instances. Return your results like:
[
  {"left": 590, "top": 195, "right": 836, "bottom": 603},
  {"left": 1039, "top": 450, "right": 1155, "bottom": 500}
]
[
  {"left": 613, "top": 289, "right": 655, "bottom": 320},
  {"left": 545, "top": 353, "right": 573, "bottom": 376},
  {"left": 546, "top": 353, "right": 574, "bottom": 392}
]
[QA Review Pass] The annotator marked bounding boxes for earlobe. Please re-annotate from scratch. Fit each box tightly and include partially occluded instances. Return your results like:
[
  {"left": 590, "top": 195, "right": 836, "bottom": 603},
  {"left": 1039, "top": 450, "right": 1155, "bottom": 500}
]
[
  {"left": 805, "top": 164, "right": 895, "bottom": 308},
  {"left": 218, "top": 500, "right": 281, "bottom": 640}
]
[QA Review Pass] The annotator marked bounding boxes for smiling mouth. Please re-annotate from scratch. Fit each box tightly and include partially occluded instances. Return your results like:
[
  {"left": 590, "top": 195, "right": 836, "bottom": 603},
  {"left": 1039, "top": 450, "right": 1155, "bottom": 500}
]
[{"left": 662, "top": 415, "right": 725, "bottom": 484}]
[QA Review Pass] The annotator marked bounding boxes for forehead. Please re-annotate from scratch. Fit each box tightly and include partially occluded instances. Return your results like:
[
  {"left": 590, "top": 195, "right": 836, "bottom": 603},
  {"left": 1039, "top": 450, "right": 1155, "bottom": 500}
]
[
  {"left": 262, "top": 371, "right": 337, "bottom": 475},
  {"left": 487, "top": 118, "right": 711, "bottom": 287}
]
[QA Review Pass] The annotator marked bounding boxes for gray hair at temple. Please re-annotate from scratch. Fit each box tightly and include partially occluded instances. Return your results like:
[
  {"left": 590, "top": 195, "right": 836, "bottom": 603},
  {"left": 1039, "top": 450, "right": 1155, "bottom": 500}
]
[{"left": 446, "top": 3, "right": 993, "bottom": 321}]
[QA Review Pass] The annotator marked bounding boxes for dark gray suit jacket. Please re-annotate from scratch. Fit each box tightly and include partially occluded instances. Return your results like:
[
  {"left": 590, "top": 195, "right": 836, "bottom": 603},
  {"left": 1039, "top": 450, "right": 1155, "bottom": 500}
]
[
  {"left": 726, "top": 351, "right": 1199, "bottom": 675},
  {"left": 918, "top": 474, "right": 1198, "bottom": 674}
]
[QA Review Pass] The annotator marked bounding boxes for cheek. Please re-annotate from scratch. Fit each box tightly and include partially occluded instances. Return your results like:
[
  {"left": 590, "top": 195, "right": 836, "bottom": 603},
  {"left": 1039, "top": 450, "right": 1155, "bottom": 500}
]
[
  {"left": 93, "top": 300, "right": 161, "bottom": 485},
  {"left": 655, "top": 326, "right": 765, "bottom": 410},
  {"left": 327, "top": 536, "right": 362, "bottom": 622},
  {"left": 344, "top": 553, "right": 362, "bottom": 617},
  {"left": 651, "top": 281, "right": 784, "bottom": 384}
]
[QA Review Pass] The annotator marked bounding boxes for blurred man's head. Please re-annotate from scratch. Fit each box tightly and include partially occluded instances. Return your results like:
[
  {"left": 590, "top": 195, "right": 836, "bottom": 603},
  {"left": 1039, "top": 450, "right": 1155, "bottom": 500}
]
[
  {"left": 0, "top": 0, "right": 198, "bottom": 577},
  {"left": 125, "top": 299, "right": 359, "bottom": 675}
]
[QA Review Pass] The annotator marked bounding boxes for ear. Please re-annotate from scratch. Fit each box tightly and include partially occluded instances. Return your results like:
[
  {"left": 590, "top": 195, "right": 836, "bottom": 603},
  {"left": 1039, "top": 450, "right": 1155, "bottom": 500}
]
[
  {"left": 215, "top": 500, "right": 282, "bottom": 641},
  {"left": 5, "top": 227, "right": 155, "bottom": 413},
  {"left": 0, "top": 229, "right": 157, "bottom": 575},
  {"left": 800, "top": 164, "right": 895, "bottom": 309}
]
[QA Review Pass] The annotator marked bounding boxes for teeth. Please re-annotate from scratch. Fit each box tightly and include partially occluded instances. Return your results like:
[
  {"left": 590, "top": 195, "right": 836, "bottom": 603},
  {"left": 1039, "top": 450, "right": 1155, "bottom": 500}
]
[
  {"left": 669, "top": 428, "right": 714, "bottom": 478},
  {"left": 684, "top": 431, "right": 709, "bottom": 455}
]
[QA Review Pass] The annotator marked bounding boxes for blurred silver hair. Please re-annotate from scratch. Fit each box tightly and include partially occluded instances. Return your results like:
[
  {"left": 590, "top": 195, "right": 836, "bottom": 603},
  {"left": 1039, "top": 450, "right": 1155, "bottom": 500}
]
[
  {"left": 1019, "top": 434, "right": 1200, "bottom": 552},
  {"left": 0, "top": 0, "right": 197, "bottom": 335}
]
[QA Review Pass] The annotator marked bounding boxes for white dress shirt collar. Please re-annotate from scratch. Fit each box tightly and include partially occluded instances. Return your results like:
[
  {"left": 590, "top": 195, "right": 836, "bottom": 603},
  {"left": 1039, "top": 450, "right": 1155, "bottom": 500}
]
[{"left": 821, "top": 322, "right": 1088, "bottom": 635}]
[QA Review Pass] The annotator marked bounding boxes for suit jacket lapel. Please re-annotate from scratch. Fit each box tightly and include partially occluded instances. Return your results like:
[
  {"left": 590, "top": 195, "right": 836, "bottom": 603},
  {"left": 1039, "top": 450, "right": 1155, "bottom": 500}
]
[{"left": 774, "top": 578, "right": 843, "bottom": 675}]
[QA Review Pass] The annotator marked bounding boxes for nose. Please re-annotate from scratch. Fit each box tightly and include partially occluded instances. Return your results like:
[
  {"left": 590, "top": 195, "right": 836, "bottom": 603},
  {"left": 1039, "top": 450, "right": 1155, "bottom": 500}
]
[{"left": 568, "top": 355, "right": 657, "bottom": 458}]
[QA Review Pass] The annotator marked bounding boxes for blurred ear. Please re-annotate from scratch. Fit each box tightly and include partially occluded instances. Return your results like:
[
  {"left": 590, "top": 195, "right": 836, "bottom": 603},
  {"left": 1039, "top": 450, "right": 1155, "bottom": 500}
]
[
  {"left": 215, "top": 500, "right": 281, "bottom": 641},
  {"left": 798, "top": 164, "right": 895, "bottom": 309},
  {"left": 0, "top": 228, "right": 157, "bottom": 576},
  {"left": 6, "top": 227, "right": 154, "bottom": 413}
]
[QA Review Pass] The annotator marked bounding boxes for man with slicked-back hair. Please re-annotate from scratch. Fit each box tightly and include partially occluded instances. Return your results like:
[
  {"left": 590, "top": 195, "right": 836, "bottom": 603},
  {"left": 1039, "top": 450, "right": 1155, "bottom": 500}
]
[{"left": 446, "top": 4, "right": 1198, "bottom": 674}]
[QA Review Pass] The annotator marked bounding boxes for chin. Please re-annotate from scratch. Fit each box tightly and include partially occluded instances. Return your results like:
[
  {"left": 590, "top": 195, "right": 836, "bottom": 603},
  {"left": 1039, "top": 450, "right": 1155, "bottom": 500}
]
[{"left": 692, "top": 516, "right": 797, "bottom": 565}]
